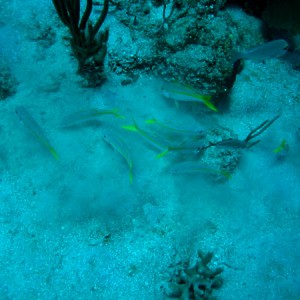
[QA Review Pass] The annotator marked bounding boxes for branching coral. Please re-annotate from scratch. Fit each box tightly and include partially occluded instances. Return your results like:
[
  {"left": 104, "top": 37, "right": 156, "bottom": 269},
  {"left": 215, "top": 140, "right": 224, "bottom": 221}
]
[{"left": 166, "top": 251, "right": 223, "bottom": 299}]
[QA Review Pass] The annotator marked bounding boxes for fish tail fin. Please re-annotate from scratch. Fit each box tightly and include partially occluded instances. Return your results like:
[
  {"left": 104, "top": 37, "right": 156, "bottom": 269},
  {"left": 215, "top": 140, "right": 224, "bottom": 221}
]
[
  {"left": 273, "top": 139, "right": 287, "bottom": 153},
  {"left": 122, "top": 118, "right": 142, "bottom": 132},
  {"left": 129, "top": 169, "right": 133, "bottom": 184},
  {"left": 156, "top": 148, "right": 169, "bottom": 159},
  {"left": 145, "top": 118, "right": 157, "bottom": 124},
  {"left": 220, "top": 170, "right": 232, "bottom": 179},
  {"left": 49, "top": 146, "right": 59, "bottom": 160},
  {"left": 273, "top": 144, "right": 283, "bottom": 153},
  {"left": 122, "top": 124, "right": 138, "bottom": 132},
  {"left": 112, "top": 109, "right": 125, "bottom": 119},
  {"left": 201, "top": 96, "right": 218, "bottom": 112}
]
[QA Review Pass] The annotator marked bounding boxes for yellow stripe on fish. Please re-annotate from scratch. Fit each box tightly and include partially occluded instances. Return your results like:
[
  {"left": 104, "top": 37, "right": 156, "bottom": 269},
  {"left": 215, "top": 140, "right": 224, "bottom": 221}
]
[
  {"left": 16, "top": 106, "right": 59, "bottom": 160},
  {"left": 162, "top": 82, "right": 218, "bottom": 112}
]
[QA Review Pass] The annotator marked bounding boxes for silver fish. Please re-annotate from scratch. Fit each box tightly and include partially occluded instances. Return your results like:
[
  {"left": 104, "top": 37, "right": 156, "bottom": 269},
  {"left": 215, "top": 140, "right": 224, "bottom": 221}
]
[
  {"left": 103, "top": 130, "right": 134, "bottom": 184},
  {"left": 62, "top": 108, "right": 124, "bottom": 126},
  {"left": 16, "top": 106, "right": 59, "bottom": 160},
  {"left": 232, "top": 39, "right": 288, "bottom": 63}
]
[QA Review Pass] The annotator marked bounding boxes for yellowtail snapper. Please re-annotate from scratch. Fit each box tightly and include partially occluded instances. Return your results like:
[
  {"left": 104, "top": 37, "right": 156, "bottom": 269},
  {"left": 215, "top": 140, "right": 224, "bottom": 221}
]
[
  {"left": 16, "top": 106, "right": 59, "bottom": 160},
  {"left": 162, "top": 82, "right": 218, "bottom": 112},
  {"left": 62, "top": 108, "right": 124, "bottom": 127},
  {"left": 103, "top": 130, "right": 134, "bottom": 184}
]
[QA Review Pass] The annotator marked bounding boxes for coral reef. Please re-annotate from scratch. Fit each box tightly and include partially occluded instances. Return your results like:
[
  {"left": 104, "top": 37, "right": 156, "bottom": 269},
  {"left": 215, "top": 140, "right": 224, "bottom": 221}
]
[
  {"left": 109, "top": 0, "right": 234, "bottom": 96},
  {"left": 166, "top": 251, "right": 223, "bottom": 299}
]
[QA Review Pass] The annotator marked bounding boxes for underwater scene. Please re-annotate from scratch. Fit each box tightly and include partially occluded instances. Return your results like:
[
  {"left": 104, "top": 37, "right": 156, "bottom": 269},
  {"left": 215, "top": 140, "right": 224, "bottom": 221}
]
[{"left": 1, "top": 0, "right": 300, "bottom": 299}]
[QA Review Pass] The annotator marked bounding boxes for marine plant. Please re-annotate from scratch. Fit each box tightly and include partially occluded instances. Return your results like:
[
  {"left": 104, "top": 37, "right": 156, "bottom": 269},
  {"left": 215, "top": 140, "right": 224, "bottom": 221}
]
[
  {"left": 52, "top": 0, "right": 109, "bottom": 86},
  {"left": 200, "top": 115, "right": 280, "bottom": 151}
]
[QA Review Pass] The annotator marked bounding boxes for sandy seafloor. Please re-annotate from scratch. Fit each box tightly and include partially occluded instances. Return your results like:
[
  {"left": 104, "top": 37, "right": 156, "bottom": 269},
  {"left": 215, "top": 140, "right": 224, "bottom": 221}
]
[{"left": 1, "top": 1, "right": 300, "bottom": 299}]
